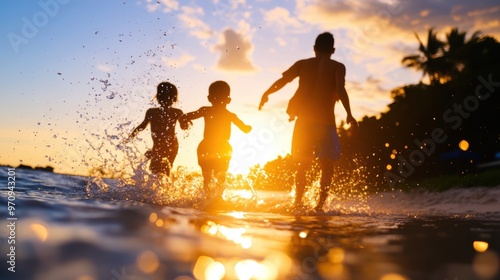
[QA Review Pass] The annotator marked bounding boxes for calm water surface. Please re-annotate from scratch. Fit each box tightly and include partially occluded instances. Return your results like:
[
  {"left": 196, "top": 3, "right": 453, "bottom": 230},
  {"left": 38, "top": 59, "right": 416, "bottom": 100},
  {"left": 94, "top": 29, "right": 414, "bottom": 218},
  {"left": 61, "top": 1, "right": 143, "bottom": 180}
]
[{"left": 0, "top": 167, "right": 499, "bottom": 280}]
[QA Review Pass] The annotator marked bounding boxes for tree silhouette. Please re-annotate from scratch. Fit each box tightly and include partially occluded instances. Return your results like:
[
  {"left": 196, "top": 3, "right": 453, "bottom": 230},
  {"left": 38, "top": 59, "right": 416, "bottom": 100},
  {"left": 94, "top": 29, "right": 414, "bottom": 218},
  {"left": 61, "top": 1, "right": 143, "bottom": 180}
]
[
  {"left": 402, "top": 28, "right": 446, "bottom": 84},
  {"left": 443, "top": 28, "right": 482, "bottom": 80},
  {"left": 252, "top": 27, "right": 500, "bottom": 191}
]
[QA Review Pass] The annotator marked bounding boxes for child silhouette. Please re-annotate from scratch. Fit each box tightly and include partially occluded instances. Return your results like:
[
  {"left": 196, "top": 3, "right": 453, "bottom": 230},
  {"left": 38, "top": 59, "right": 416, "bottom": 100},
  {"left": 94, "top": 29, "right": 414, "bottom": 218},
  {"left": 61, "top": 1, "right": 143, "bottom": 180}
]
[
  {"left": 129, "top": 82, "right": 189, "bottom": 176},
  {"left": 180, "top": 81, "right": 252, "bottom": 200}
]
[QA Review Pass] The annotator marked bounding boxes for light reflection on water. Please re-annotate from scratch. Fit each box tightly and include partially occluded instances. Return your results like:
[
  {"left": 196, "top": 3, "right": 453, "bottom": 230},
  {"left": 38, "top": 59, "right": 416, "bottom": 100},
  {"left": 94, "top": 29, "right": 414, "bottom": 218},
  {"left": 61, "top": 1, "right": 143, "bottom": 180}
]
[{"left": 0, "top": 168, "right": 499, "bottom": 279}]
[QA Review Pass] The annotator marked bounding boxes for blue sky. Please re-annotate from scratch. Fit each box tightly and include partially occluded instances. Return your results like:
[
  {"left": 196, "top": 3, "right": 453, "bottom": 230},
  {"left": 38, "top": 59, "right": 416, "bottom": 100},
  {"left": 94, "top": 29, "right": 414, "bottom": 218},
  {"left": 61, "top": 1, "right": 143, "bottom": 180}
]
[{"left": 1, "top": 0, "right": 499, "bottom": 175}]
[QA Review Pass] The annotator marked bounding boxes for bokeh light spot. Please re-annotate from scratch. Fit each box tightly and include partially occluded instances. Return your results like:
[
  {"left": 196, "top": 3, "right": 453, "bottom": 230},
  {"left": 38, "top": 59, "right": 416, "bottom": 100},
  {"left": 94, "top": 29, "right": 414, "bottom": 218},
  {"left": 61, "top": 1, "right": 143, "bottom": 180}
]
[
  {"left": 193, "top": 256, "right": 225, "bottom": 280},
  {"left": 327, "top": 248, "right": 345, "bottom": 264},
  {"left": 31, "top": 223, "right": 48, "bottom": 242},
  {"left": 459, "top": 140, "right": 469, "bottom": 151},
  {"left": 149, "top": 212, "right": 158, "bottom": 223},
  {"left": 473, "top": 241, "right": 489, "bottom": 252},
  {"left": 473, "top": 251, "right": 499, "bottom": 279},
  {"left": 137, "top": 250, "right": 159, "bottom": 274},
  {"left": 380, "top": 273, "right": 409, "bottom": 280}
]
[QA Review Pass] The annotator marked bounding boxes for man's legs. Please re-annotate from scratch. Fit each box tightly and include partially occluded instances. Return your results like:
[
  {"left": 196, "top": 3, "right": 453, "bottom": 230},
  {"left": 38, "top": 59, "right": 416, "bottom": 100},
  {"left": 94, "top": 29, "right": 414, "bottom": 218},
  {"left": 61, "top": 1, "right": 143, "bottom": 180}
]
[
  {"left": 291, "top": 120, "right": 312, "bottom": 208},
  {"left": 294, "top": 160, "right": 311, "bottom": 208},
  {"left": 315, "top": 159, "right": 334, "bottom": 211}
]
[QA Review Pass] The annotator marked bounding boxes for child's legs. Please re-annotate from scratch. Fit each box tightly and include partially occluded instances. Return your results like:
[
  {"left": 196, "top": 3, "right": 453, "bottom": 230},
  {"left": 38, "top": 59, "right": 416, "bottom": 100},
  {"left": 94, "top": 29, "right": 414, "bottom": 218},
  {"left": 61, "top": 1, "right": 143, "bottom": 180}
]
[
  {"left": 149, "top": 151, "right": 165, "bottom": 175},
  {"left": 164, "top": 141, "right": 179, "bottom": 176},
  {"left": 151, "top": 141, "right": 179, "bottom": 176},
  {"left": 213, "top": 158, "right": 230, "bottom": 199},
  {"left": 201, "top": 167, "right": 212, "bottom": 194},
  {"left": 197, "top": 141, "right": 213, "bottom": 195},
  {"left": 149, "top": 155, "right": 161, "bottom": 174}
]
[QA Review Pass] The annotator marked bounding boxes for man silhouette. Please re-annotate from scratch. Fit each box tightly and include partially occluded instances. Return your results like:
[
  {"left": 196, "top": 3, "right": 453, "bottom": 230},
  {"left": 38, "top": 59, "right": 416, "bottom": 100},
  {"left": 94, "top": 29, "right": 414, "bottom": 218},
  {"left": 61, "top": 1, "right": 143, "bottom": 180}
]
[{"left": 259, "top": 32, "right": 358, "bottom": 212}]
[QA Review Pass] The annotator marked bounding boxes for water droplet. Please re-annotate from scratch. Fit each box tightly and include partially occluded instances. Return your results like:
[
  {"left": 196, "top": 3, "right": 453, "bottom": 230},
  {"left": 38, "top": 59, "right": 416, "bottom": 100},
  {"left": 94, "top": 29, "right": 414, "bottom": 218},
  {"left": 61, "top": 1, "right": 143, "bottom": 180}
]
[{"left": 106, "top": 92, "right": 117, "bottom": 99}]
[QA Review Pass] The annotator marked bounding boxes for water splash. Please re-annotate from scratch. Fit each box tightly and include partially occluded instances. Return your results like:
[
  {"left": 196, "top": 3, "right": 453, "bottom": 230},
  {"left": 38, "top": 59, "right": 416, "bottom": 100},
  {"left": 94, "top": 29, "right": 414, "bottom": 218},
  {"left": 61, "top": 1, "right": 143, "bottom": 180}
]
[
  {"left": 99, "top": 79, "right": 111, "bottom": 91},
  {"left": 82, "top": 120, "right": 374, "bottom": 215}
]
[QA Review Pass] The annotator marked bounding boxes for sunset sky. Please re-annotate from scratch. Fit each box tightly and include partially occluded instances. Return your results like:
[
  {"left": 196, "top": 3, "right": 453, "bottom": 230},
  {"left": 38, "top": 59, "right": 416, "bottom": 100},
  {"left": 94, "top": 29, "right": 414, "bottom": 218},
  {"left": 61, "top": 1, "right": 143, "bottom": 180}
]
[{"left": 1, "top": 0, "right": 499, "bottom": 175}]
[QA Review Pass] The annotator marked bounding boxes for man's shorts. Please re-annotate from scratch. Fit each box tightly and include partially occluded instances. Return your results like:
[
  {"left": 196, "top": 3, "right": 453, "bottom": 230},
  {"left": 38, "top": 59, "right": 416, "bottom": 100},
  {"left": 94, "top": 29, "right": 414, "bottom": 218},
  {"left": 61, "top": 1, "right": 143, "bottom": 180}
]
[{"left": 292, "top": 119, "right": 341, "bottom": 162}]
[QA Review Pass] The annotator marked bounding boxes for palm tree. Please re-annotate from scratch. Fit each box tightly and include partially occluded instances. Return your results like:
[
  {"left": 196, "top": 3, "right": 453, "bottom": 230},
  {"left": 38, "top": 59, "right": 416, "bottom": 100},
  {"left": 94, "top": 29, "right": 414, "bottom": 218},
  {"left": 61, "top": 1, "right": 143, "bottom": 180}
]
[
  {"left": 443, "top": 28, "right": 481, "bottom": 79},
  {"left": 402, "top": 28, "right": 446, "bottom": 84}
]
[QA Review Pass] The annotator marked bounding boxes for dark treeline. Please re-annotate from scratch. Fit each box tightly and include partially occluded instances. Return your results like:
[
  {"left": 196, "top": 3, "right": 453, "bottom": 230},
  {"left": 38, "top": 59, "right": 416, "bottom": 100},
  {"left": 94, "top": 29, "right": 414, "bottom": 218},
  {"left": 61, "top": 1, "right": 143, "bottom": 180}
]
[{"left": 249, "top": 28, "right": 500, "bottom": 192}]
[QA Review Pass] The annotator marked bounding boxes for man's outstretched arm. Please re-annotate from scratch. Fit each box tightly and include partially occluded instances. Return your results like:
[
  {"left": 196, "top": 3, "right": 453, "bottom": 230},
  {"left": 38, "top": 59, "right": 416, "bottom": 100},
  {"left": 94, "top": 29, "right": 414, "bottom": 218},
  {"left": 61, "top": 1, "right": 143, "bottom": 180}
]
[{"left": 259, "top": 77, "right": 289, "bottom": 110}]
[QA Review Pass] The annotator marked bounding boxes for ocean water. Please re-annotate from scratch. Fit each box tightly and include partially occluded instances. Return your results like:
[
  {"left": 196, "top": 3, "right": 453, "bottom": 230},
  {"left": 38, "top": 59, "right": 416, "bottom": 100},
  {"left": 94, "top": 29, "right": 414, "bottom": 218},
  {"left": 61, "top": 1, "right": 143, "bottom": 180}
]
[{"left": 1, "top": 166, "right": 500, "bottom": 280}]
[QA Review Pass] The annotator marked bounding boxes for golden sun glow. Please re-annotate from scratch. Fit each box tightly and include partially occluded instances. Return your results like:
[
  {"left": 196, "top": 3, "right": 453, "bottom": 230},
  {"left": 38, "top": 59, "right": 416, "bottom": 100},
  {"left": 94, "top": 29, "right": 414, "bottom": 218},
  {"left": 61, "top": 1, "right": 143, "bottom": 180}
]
[
  {"left": 228, "top": 112, "right": 293, "bottom": 174},
  {"left": 201, "top": 221, "right": 252, "bottom": 249},
  {"left": 193, "top": 255, "right": 287, "bottom": 280}
]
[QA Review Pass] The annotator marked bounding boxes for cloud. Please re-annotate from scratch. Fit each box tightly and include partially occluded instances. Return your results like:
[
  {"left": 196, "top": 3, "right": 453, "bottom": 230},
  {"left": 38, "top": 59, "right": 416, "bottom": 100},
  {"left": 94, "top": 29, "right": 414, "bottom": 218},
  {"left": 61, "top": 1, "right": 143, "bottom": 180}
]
[
  {"left": 296, "top": 0, "right": 500, "bottom": 43},
  {"left": 160, "top": 53, "right": 194, "bottom": 68},
  {"left": 296, "top": 0, "right": 417, "bottom": 47},
  {"left": 263, "top": 7, "right": 303, "bottom": 29},
  {"left": 346, "top": 76, "right": 393, "bottom": 117},
  {"left": 213, "top": 28, "right": 256, "bottom": 72},
  {"left": 178, "top": 6, "right": 213, "bottom": 39},
  {"left": 213, "top": 0, "right": 247, "bottom": 10},
  {"left": 192, "top": 63, "right": 208, "bottom": 73},
  {"left": 95, "top": 64, "right": 113, "bottom": 72},
  {"left": 294, "top": 0, "right": 500, "bottom": 92},
  {"left": 145, "top": 0, "right": 179, "bottom": 13},
  {"left": 276, "top": 37, "right": 287, "bottom": 46}
]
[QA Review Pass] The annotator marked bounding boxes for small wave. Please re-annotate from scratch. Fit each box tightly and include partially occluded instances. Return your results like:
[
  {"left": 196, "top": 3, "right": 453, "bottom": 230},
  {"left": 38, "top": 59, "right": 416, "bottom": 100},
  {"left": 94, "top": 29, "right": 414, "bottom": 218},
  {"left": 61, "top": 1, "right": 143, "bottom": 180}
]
[
  {"left": 86, "top": 174, "right": 205, "bottom": 208},
  {"left": 84, "top": 167, "right": 500, "bottom": 217},
  {"left": 367, "top": 186, "right": 500, "bottom": 216}
]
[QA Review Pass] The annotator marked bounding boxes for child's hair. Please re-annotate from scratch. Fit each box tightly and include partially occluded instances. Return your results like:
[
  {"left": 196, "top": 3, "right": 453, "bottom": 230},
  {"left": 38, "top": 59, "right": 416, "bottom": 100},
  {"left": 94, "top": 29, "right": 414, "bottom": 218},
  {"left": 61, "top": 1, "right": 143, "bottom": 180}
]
[
  {"left": 314, "top": 32, "right": 334, "bottom": 52},
  {"left": 156, "top": 81, "right": 178, "bottom": 105},
  {"left": 208, "top": 80, "right": 230, "bottom": 103}
]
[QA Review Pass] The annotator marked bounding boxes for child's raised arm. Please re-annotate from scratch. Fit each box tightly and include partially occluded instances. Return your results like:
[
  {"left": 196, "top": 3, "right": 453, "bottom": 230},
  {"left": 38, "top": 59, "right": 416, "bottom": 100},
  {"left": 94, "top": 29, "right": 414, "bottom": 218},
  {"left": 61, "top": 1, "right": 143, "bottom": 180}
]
[
  {"left": 128, "top": 109, "right": 152, "bottom": 140},
  {"left": 179, "top": 107, "right": 206, "bottom": 129},
  {"left": 231, "top": 113, "right": 252, "bottom": 134}
]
